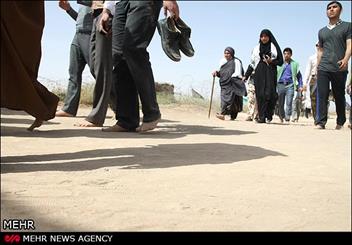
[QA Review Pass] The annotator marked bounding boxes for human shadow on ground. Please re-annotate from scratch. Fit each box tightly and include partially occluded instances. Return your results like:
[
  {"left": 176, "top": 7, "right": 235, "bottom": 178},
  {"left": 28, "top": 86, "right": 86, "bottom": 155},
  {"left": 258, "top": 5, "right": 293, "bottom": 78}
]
[
  {"left": 0, "top": 117, "right": 60, "bottom": 125},
  {"left": 1, "top": 123, "right": 257, "bottom": 139},
  {"left": 1, "top": 109, "right": 28, "bottom": 116},
  {"left": 1, "top": 143, "right": 285, "bottom": 173}
]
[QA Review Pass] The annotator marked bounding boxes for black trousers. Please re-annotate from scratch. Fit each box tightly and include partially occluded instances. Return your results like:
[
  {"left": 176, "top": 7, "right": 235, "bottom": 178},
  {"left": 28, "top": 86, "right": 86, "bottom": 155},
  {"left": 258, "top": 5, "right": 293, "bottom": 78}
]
[
  {"left": 111, "top": 0, "right": 162, "bottom": 130},
  {"left": 316, "top": 70, "right": 347, "bottom": 126}
]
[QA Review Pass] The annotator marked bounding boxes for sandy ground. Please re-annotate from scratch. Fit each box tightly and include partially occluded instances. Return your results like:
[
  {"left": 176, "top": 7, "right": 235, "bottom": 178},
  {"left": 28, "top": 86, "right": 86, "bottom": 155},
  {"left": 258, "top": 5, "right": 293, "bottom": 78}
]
[{"left": 1, "top": 105, "right": 351, "bottom": 231}]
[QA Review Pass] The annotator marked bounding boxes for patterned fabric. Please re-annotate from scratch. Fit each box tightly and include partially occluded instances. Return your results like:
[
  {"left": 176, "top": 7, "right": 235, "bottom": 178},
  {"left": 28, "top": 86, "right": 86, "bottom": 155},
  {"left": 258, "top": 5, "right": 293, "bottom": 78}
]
[{"left": 246, "top": 83, "right": 258, "bottom": 119}]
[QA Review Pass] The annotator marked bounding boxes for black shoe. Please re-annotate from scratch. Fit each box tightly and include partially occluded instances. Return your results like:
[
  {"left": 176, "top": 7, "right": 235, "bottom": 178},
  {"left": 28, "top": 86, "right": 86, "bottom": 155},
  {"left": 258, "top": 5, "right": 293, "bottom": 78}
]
[
  {"left": 157, "top": 17, "right": 181, "bottom": 62},
  {"left": 255, "top": 118, "right": 265, "bottom": 123},
  {"left": 174, "top": 17, "right": 195, "bottom": 57}
]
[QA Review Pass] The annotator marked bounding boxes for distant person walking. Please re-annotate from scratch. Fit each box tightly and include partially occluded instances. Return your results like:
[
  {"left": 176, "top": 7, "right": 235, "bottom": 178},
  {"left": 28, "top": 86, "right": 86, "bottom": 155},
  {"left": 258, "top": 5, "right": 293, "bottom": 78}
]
[
  {"left": 55, "top": 1, "right": 94, "bottom": 118},
  {"left": 243, "top": 29, "right": 283, "bottom": 123},
  {"left": 303, "top": 42, "right": 319, "bottom": 124},
  {"left": 212, "top": 47, "right": 246, "bottom": 121},
  {"left": 315, "top": 1, "right": 351, "bottom": 130},
  {"left": 276, "top": 47, "right": 303, "bottom": 123},
  {"left": 1, "top": 1, "right": 59, "bottom": 131}
]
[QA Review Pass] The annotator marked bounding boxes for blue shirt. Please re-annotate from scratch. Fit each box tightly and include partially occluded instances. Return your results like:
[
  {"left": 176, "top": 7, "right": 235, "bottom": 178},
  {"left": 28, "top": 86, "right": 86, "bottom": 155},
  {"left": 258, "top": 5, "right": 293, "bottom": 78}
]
[
  {"left": 279, "top": 62, "right": 303, "bottom": 88},
  {"left": 279, "top": 63, "right": 293, "bottom": 84}
]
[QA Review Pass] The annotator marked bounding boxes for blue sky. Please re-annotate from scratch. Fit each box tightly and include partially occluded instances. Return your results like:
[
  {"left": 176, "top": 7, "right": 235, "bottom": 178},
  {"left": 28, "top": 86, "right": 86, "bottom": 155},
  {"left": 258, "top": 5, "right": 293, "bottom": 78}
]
[{"left": 39, "top": 1, "right": 352, "bottom": 97}]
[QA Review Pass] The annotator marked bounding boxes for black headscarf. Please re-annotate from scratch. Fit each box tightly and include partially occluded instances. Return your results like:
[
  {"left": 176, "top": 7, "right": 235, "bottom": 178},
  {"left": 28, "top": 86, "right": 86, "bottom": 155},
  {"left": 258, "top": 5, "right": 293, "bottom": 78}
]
[
  {"left": 224, "top": 47, "right": 235, "bottom": 59},
  {"left": 259, "top": 29, "right": 283, "bottom": 66},
  {"left": 77, "top": 1, "right": 92, "bottom": 7}
]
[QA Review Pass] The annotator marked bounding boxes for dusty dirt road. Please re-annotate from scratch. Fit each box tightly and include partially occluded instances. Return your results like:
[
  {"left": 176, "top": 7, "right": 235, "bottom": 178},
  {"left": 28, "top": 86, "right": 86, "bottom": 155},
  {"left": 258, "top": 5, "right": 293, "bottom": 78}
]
[{"left": 1, "top": 105, "right": 351, "bottom": 231}]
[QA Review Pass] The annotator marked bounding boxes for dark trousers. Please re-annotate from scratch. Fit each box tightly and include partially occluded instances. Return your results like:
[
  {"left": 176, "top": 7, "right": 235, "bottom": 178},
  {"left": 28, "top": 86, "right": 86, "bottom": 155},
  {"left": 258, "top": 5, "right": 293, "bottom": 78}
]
[
  {"left": 86, "top": 14, "right": 113, "bottom": 125},
  {"left": 309, "top": 77, "right": 317, "bottom": 124},
  {"left": 62, "top": 32, "right": 91, "bottom": 115},
  {"left": 292, "top": 90, "right": 303, "bottom": 121},
  {"left": 111, "top": 0, "right": 162, "bottom": 130},
  {"left": 256, "top": 96, "right": 276, "bottom": 122},
  {"left": 316, "top": 70, "right": 347, "bottom": 126}
]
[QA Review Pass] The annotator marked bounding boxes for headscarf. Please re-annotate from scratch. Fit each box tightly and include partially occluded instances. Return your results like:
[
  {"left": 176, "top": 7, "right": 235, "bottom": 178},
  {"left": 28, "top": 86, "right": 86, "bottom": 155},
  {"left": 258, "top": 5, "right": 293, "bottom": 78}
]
[
  {"left": 224, "top": 47, "right": 235, "bottom": 58},
  {"left": 77, "top": 1, "right": 93, "bottom": 7},
  {"left": 259, "top": 29, "right": 283, "bottom": 66}
]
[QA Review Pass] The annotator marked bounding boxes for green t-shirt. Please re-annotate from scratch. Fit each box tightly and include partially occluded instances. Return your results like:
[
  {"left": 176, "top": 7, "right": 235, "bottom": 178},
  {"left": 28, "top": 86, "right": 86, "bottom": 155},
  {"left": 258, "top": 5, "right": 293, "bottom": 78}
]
[{"left": 318, "top": 21, "right": 351, "bottom": 72}]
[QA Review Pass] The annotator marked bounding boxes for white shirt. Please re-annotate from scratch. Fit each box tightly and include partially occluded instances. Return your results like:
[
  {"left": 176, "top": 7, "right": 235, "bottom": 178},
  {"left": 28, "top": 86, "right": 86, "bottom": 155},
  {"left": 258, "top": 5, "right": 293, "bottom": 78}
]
[
  {"left": 249, "top": 43, "right": 278, "bottom": 70},
  {"left": 303, "top": 53, "right": 318, "bottom": 108},
  {"left": 103, "top": 1, "right": 119, "bottom": 16},
  {"left": 303, "top": 53, "right": 318, "bottom": 86},
  {"left": 327, "top": 19, "right": 342, "bottom": 30}
]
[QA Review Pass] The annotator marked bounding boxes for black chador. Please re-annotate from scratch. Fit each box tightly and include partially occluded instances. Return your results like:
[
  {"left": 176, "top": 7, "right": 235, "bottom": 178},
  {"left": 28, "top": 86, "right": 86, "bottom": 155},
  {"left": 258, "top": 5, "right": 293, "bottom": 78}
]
[{"left": 218, "top": 57, "right": 247, "bottom": 120}]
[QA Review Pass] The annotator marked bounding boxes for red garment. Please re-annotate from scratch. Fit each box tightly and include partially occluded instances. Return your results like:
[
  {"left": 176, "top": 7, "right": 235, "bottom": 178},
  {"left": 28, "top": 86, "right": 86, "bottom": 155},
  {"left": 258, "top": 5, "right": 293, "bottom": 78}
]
[{"left": 1, "top": 1, "right": 58, "bottom": 120}]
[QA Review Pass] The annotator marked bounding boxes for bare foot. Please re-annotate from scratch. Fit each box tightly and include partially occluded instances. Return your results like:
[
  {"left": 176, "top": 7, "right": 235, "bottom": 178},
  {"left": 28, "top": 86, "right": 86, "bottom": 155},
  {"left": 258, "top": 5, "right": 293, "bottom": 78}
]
[
  {"left": 27, "top": 119, "right": 43, "bottom": 131},
  {"left": 74, "top": 120, "right": 102, "bottom": 127},
  {"left": 216, "top": 113, "right": 225, "bottom": 120},
  {"left": 102, "top": 124, "right": 128, "bottom": 132},
  {"left": 136, "top": 117, "right": 161, "bottom": 133},
  {"left": 55, "top": 110, "right": 74, "bottom": 117}
]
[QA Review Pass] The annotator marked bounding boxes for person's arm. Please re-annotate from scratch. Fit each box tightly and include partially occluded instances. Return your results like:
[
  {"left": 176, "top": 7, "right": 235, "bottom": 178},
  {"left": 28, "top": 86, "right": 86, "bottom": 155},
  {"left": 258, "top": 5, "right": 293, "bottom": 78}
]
[
  {"left": 243, "top": 65, "right": 254, "bottom": 81},
  {"left": 304, "top": 57, "right": 312, "bottom": 87},
  {"left": 297, "top": 71, "right": 303, "bottom": 91},
  {"left": 316, "top": 46, "right": 323, "bottom": 69},
  {"left": 242, "top": 47, "right": 257, "bottom": 81},
  {"left": 59, "top": 1, "right": 78, "bottom": 21},
  {"left": 163, "top": 0, "right": 179, "bottom": 20},
  {"left": 338, "top": 38, "right": 351, "bottom": 70}
]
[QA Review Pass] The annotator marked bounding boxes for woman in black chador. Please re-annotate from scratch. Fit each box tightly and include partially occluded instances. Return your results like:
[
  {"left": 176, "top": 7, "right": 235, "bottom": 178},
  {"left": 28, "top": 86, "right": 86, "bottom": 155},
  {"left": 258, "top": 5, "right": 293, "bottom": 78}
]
[
  {"left": 243, "top": 29, "right": 283, "bottom": 123},
  {"left": 212, "top": 47, "right": 246, "bottom": 120}
]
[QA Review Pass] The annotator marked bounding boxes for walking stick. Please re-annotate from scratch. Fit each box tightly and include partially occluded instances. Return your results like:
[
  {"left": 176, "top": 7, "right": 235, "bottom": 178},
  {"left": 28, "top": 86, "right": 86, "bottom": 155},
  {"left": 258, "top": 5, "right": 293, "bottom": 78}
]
[{"left": 208, "top": 75, "right": 216, "bottom": 118}]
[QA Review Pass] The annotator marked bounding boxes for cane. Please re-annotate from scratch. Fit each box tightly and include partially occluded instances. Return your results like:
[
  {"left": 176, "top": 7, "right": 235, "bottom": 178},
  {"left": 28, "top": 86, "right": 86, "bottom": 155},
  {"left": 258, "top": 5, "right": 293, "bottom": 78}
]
[{"left": 208, "top": 75, "right": 216, "bottom": 118}]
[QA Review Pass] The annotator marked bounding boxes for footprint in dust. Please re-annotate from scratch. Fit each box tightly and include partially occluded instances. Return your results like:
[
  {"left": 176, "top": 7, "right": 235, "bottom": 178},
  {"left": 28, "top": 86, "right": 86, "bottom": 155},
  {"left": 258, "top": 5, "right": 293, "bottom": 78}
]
[
  {"left": 14, "top": 190, "right": 27, "bottom": 195},
  {"left": 198, "top": 207, "right": 223, "bottom": 215},
  {"left": 198, "top": 208, "right": 208, "bottom": 214},
  {"left": 58, "top": 180, "right": 72, "bottom": 185},
  {"left": 211, "top": 208, "right": 223, "bottom": 215},
  {"left": 84, "top": 179, "right": 114, "bottom": 186}
]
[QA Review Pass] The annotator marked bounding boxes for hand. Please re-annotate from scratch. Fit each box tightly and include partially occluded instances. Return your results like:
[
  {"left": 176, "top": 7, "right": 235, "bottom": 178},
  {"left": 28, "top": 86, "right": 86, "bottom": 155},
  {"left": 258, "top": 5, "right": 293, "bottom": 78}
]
[
  {"left": 163, "top": 1, "right": 179, "bottom": 20},
  {"left": 59, "top": 0, "right": 70, "bottom": 11},
  {"left": 242, "top": 76, "right": 247, "bottom": 82},
  {"left": 347, "top": 85, "right": 351, "bottom": 95},
  {"left": 298, "top": 87, "right": 303, "bottom": 92},
  {"left": 212, "top": 71, "right": 217, "bottom": 77},
  {"left": 337, "top": 58, "right": 348, "bottom": 70},
  {"left": 263, "top": 55, "right": 272, "bottom": 65},
  {"left": 99, "top": 10, "right": 112, "bottom": 36}
]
